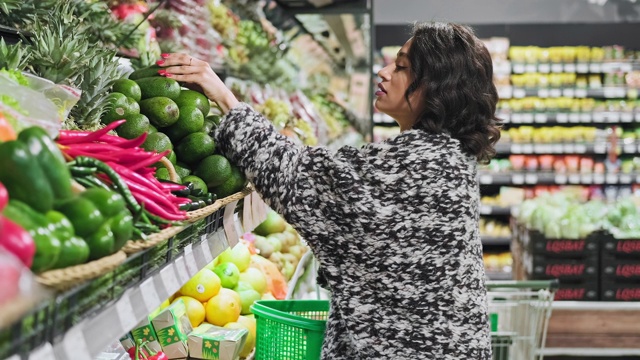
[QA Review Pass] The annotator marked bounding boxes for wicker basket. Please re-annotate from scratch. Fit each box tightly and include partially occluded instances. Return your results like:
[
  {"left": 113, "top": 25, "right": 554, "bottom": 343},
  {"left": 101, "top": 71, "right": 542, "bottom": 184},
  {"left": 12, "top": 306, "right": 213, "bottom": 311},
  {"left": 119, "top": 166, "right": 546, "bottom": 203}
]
[
  {"left": 121, "top": 225, "right": 186, "bottom": 254},
  {"left": 36, "top": 251, "right": 127, "bottom": 291},
  {"left": 187, "top": 185, "right": 254, "bottom": 223}
]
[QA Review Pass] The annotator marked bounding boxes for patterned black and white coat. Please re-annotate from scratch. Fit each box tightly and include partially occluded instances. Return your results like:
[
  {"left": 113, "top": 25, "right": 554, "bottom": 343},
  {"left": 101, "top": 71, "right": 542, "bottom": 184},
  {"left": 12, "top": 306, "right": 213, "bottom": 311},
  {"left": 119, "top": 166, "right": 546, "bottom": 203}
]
[{"left": 216, "top": 103, "right": 492, "bottom": 359}]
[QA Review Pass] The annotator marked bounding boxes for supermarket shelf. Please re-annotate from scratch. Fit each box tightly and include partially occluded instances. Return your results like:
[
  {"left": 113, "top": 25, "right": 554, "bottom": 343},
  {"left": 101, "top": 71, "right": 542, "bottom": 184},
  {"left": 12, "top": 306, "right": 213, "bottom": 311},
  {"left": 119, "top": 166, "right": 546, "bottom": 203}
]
[
  {"left": 497, "top": 111, "right": 640, "bottom": 125},
  {"left": 541, "top": 347, "right": 640, "bottom": 357},
  {"left": 479, "top": 204, "right": 512, "bottom": 216},
  {"left": 495, "top": 141, "right": 640, "bottom": 155},
  {"left": 552, "top": 301, "right": 640, "bottom": 311},
  {"left": 486, "top": 271, "right": 513, "bottom": 280},
  {"left": 498, "top": 86, "right": 638, "bottom": 99},
  {"left": 509, "top": 61, "right": 640, "bottom": 75},
  {"left": 478, "top": 171, "right": 640, "bottom": 185},
  {"left": 481, "top": 236, "right": 511, "bottom": 245}
]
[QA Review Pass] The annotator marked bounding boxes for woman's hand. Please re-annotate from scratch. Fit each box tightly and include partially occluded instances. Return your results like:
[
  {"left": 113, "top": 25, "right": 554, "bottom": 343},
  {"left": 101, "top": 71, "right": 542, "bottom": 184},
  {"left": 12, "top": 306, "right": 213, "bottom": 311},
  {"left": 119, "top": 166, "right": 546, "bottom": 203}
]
[{"left": 156, "top": 53, "right": 239, "bottom": 113}]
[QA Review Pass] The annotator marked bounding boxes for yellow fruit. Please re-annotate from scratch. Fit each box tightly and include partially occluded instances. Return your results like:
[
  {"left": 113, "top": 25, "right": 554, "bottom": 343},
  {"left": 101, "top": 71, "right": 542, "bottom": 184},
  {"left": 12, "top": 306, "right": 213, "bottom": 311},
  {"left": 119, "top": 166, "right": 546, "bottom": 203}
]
[
  {"left": 160, "top": 298, "right": 171, "bottom": 310},
  {"left": 173, "top": 296, "right": 206, "bottom": 328},
  {"left": 225, "top": 318, "right": 256, "bottom": 358},
  {"left": 261, "top": 292, "right": 276, "bottom": 300},
  {"left": 179, "top": 268, "right": 221, "bottom": 302},
  {"left": 205, "top": 288, "right": 241, "bottom": 326},
  {"left": 218, "top": 243, "right": 252, "bottom": 272},
  {"left": 239, "top": 267, "right": 268, "bottom": 294}
]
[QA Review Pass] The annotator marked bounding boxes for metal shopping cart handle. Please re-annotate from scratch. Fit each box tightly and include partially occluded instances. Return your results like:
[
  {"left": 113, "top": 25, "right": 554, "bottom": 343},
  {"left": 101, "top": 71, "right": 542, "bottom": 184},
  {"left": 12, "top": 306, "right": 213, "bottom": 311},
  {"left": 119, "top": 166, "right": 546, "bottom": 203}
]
[{"left": 486, "top": 279, "right": 560, "bottom": 291}]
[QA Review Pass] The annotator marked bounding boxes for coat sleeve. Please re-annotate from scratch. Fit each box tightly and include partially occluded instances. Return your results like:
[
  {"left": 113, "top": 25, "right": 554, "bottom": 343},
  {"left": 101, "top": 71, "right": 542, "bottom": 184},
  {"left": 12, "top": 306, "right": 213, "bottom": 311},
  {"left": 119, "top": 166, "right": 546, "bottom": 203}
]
[{"left": 214, "top": 103, "right": 375, "bottom": 260}]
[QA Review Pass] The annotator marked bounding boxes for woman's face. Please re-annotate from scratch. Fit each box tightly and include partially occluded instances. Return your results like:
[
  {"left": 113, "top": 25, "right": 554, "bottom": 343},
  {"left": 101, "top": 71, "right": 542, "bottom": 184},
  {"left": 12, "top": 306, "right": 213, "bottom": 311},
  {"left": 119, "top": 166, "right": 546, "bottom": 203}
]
[{"left": 375, "top": 39, "right": 424, "bottom": 131}]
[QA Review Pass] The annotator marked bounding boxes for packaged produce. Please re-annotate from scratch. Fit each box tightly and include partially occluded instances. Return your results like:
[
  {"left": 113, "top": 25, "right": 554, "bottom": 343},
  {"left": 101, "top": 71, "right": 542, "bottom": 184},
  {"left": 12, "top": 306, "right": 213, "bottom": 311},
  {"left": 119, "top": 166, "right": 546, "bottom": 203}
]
[
  {"left": 131, "top": 316, "right": 163, "bottom": 354},
  {"left": 151, "top": 298, "right": 193, "bottom": 359},
  {"left": 188, "top": 323, "right": 248, "bottom": 360}
]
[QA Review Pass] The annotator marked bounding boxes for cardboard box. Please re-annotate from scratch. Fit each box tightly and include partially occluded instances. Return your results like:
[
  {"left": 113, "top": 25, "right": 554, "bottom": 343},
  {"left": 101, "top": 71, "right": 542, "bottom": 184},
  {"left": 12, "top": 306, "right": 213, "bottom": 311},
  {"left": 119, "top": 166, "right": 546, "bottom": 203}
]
[
  {"left": 151, "top": 299, "right": 193, "bottom": 359},
  {"left": 131, "top": 316, "right": 163, "bottom": 354},
  {"left": 188, "top": 324, "right": 248, "bottom": 360}
]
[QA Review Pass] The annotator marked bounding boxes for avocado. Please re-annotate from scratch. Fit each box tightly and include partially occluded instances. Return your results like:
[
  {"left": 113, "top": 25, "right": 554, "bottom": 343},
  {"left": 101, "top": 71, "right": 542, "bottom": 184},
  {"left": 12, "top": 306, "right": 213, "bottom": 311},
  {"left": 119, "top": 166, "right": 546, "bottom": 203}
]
[
  {"left": 128, "top": 65, "right": 162, "bottom": 80},
  {"left": 135, "top": 77, "right": 181, "bottom": 100},
  {"left": 139, "top": 97, "right": 180, "bottom": 128}
]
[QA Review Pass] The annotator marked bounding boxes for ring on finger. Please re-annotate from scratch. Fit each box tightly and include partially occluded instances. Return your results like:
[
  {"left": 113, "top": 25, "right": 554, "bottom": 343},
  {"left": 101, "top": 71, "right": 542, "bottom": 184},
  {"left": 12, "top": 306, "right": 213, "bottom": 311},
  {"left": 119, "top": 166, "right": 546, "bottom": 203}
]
[{"left": 189, "top": 57, "right": 193, "bottom": 66}]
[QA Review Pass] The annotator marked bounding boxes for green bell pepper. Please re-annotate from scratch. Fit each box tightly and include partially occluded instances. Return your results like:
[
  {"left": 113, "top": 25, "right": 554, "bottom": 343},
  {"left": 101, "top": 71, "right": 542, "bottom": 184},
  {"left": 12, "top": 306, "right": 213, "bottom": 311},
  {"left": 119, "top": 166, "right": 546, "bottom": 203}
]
[
  {"left": 85, "top": 221, "right": 115, "bottom": 261},
  {"left": 3, "top": 200, "right": 62, "bottom": 272},
  {"left": 46, "top": 210, "right": 90, "bottom": 269},
  {"left": 110, "top": 211, "right": 133, "bottom": 252}
]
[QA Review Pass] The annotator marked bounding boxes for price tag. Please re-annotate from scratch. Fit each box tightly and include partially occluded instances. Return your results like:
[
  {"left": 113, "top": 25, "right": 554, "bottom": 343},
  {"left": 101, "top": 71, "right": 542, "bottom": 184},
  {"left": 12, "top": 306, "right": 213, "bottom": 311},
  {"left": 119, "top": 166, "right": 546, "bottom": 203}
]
[
  {"left": 569, "top": 174, "right": 581, "bottom": 184},
  {"left": 607, "top": 112, "right": 621, "bottom": 123},
  {"left": 564, "top": 144, "right": 576, "bottom": 153},
  {"left": 581, "top": 174, "right": 593, "bottom": 184},
  {"left": 620, "top": 174, "right": 633, "bottom": 183},
  {"left": 526, "top": 64, "right": 537, "bottom": 73},
  {"left": 564, "top": 63, "right": 576, "bottom": 73},
  {"left": 575, "top": 89, "right": 588, "bottom": 98},
  {"left": 563, "top": 88, "right": 575, "bottom": 97},
  {"left": 534, "top": 113, "right": 547, "bottom": 124},
  {"left": 552, "top": 144, "right": 564, "bottom": 153},
  {"left": 512, "top": 174, "right": 525, "bottom": 184},
  {"left": 511, "top": 113, "right": 523, "bottom": 123},
  {"left": 577, "top": 63, "right": 589, "bottom": 73},
  {"left": 538, "top": 88, "right": 550, "bottom": 98},
  {"left": 513, "top": 88, "right": 526, "bottom": 98},
  {"left": 525, "top": 174, "right": 538, "bottom": 184},
  {"left": 636, "top": 174, "right": 640, "bottom": 183},
  {"left": 139, "top": 278, "right": 160, "bottom": 313},
  {"left": 479, "top": 175, "right": 493, "bottom": 184},
  {"left": 479, "top": 204, "right": 492, "bottom": 215},
  {"left": 575, "top": 144, "right": 587, "bottom": 153},
  {"left": 589, "top": 63, "right": 602, "bottom": 73},
  {"left": 30, "top": 343, "right": 56, "bottom": 360},
  {"left": 115, "top": 294, "right": 136, "bottom": 333},
  {"left": 594, "top": 143, "right": 607, "bottom": 153},
  {"left": 160, "top": 266, "right": 180, "bottom": 295},
  {"left": 624, "top": 143, "right": 637, "bottom": 154},
  {"left": 580, "top": 113, "right": 592, "bottom": 122},
  {"left": 636, "top": 112, "right": 640, "bottom": 122},
  {"left": 62, "top": 327, "right": 90, "bottom": 360},
  {"left": 183, "top": 244, "right": 198, "bottom": 276},
  {"left": 224, "top": 200, "right": 240, "bottom": 248},
  {"left": 494, "top": 61, "right": 512, "bottom": 74},
  {"left": 173, "top": 256, "right": 190, "bottom": 284},
  {"left": 621, "top": 113, "right": 634, "bottom": 122},
  {"left": 522, "top": 144, "right": 534, "bottom": 154},
  {"left": 621, "top": 63, "right": 633, "bottom": 72},
  {"left": 592, "top": 112, "right": 605, "bottom": 122},
  {"left": 557, "top": 113, "right": 569, "bottom": 123},
  {"left": 569, "top": 113, "right": 581, "bottom": 123},
  {"left": 242, "top": 194, "right": 254, "bottom": 234},
  {"left": 538, "top": 63, "right": 551, "bottom": 73},
  {"left": 200, "top": 239, "right": 213, "bottom": 263},
  {"left": 498, "top": 86, "right": 513, "bottom": 99},
  {"left": 511, "top": 143, "right": 523, "bottom": 153},
  {"left": 253, "top": 192, "right": 268, "bottom": 226},
  {"left": 606, "top": 173, "right": 619, "bottom": 184},
  {"left": 549, "top": 89, "right": 562, "bottom": 98},
  {"left": 534, "top": 144, "right": 544, "bottom": 153},
  {"left": 513, "top": 63, "right": 525, "bottom": 73},
  {"left": 594, "top": 173, "right": 605, "bottom": 184},
  {"left": 552, "top": 63, "right": 564, "bottom": 73},
  {"left": 501, "top": 113, "right": 511, "bottom": 123},
  {"left": 628, "top": 88, "right": 639, "bottom": 99},
  {"left": 604, "top": 88, "right": 620, "bottom": 98},
  {"left": 522, "top": 113, "right": 534, "bottom": 123},
  {"left": 555, "top": 174, "right": 568, "bottom": 184}
]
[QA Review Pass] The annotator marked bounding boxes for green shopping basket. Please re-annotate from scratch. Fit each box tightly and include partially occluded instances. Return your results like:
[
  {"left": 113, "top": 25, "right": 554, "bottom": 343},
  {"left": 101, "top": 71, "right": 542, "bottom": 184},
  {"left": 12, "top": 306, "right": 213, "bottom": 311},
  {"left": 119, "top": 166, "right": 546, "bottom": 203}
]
[{"left": 251, "top": 300, "right": 329, "bottom": 360}]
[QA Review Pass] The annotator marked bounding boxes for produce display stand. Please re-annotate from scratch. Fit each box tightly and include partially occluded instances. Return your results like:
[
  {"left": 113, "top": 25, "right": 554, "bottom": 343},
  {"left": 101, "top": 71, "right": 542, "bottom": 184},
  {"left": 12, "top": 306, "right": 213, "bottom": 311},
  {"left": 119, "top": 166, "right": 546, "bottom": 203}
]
[{"left": 0, "top": 189, "right": 253, "bottom": 360}]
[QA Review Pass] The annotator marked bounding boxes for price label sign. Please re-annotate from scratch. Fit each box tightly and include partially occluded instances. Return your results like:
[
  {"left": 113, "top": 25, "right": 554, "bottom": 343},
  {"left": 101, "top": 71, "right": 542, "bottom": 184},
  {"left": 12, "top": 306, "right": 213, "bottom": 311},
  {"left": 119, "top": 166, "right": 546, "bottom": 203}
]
[
  {"left": 242, "top": 194, "right": 254, "bottom": 234},
  {"left": 116, "top": 294, "right": 137, "bottom": 333},
  {"left": 552, "top": 144, "right": 564, "bottom": 153},
  {"left": 576, "top": 63, "right": 589, "bottom": 73},
  {"left": 522, "top": 144, "right": 534, "bottom": 154},
  {"left": 620, "top": 174, "right": 633, "bottom": 184},
  {"left": 512, "top": 174, "right": 525, "bottom": 184},
  {"left": 139, "top": 278, "right": 160, "bottom": 313},
  {"left": 183, "top": 244, "right": 198, "bottom": 276},
  {"left": 562, "top": 88, "right": 575, "bottom": 97},
  {"left": 538, "top": 88, "right": 550, "bottom": 98},
  {"left": 538, "top": 63, "right": 551, "bottom": 73},
  {"left": 479, "top": 204, "right": 492, "bottom": 215},
  {"left": 224, "top": 200, "right": 240, "bottom": 248},
  {"left": 160, "top": 266, "right": 181, "bottom": 295},
  {"left": 535, "top": 113, "right": 548, "bottom": 123},
  {"left": 592, "top": 112, "right": 604, "bottom": 122},
  {"left": 511, "top": 113, "right": 523, "bottom": 123},
  {"left": 557, "top": 113, "right": 569, "bottom": 123},
  {"left": 575, "top": 144, "right": 587, "bottom": 154},
  {"left": 569, "top": 113, "right": 581, "bottom": 123},
  {"left": 551, "top": 63, "right": 564, "bottom": 73},
  {"left": 555, "top": 174, "right": 568, "bottom": 184},
  {"left": 636, "top": 113, "right": 640, "bottom": 122},
  {"left": 594, "top": 174, "right": 605, "bottom": 184},
  {"left": 513, "top": 63, "right": 526, "bottom": 74},
  {"left": 580, "top": 113, "right": 592, "bottom": 122},
  {"left": 594, "top": 143, "right": 607, "bottom": 153},
  {"left": 606, "top": 173, "right": 619, "bottom": 184},
  {"left": 479, "top": 175, "right": 493, "bottom": 184},
  {"left": 513, "top": 88, "right": 526, "bottom": 98},
  {"left": 62, "top": 327, "right": 91, "bottom": 360},
  {"left": 30, "top": 343, "right": 56, "bottom": 360},
  {"left": 564, "top": 144, "right": 576, "bottom": 153},
  {"left": 173, "top": 256, "right": 190, "bottom": 284},
  {"left": 525, "top": 174, "right": 538, "bottom": 184},
  {"left": 589, "top": 63, "right": 602, "bottom": 73},
  {"left": 498, "top": 86, "right": 513, "bottom": 99},
  {"left": 549, "top": 89, "right": 562, "bottom": 98},
  {"left": 564, "top": 63, "right": 577, "bottom": 73},
  {"left": 569, "top": 174, "right": 581, "bottom": 184},
  {"left": 606, "top": 112, "right": 621, "bottom": 123},
  {"left": 526, "top": 64, "right": 538, "bottom": 73},
  {"left": 522, "top": 113, "right": 534, "bottom": 123},
  {"left": 621, "top": 113, "right": 634, "bottom": 123},
  {"left": 575, "top": 89, "right": 588, "bottom": 98},
  {"left": 581, "top": 174, "right": 593, "bottom": 184},
  {"left": 511, "top": 144, "right": 523, "bottom": 153},
  {"left": 200, "top": 239, "right": 213, "bottom": 264},
  {"left": 604, "top": 88, "right": 619, "bottom": 98},
  {"left": 624, "top": 143, "right": 637, "bottom": 154},
  {"left": 252, "top": 192, "right": 268, "bottom": 226}
]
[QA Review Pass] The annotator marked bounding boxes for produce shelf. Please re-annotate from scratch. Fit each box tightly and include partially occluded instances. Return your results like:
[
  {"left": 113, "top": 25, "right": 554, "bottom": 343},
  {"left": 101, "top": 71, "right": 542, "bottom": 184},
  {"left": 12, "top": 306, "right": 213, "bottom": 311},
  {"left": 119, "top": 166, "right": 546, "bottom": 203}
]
[
  {"left": 486, "top": 271, "right": 513, "bottom": 281},
  {"left": 478, "top": 171, "right": 640, "bottom": 186},
  {"left": 495, "top": 141, "right": 640, "bottom": 155},
  {"left": 497, "top": 86, "right": 638, "bottom": 99},
  {"left": 0, "top": 200, "right": 248, "bottom": 359},
  {"left": 479, "top": 204, "right": 512, "bottom": 216},
  {"left": 496, "top": 111, "right": 640, "bottom": 125},
  {"left": 509, "top": 61, "right": 640, "bottom": 75},
  {"left": 481, "top": 236, "right": 512, "bottom": 246}
]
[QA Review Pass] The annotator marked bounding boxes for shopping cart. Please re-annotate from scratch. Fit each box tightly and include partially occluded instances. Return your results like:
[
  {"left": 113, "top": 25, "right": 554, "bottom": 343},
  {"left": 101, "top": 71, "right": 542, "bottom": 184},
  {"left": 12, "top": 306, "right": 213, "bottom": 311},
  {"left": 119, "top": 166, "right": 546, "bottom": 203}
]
[{"left": 487, "top": 279, "right": 559, "bottom": 360}]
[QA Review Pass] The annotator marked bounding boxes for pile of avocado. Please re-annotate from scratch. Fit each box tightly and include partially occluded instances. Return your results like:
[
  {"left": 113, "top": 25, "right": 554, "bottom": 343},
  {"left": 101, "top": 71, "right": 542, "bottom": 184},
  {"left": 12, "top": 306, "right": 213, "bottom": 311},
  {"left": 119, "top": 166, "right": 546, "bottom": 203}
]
[{"left": 101, "top": 65, "right": 247, "bottom": 208}]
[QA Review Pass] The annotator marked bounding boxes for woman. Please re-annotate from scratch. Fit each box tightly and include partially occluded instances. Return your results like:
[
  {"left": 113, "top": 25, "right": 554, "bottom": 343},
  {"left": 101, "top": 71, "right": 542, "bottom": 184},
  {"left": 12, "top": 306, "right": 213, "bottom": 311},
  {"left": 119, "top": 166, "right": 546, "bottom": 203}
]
[{"left": 158, "top": 21, "right": 500, "bottom": 359}]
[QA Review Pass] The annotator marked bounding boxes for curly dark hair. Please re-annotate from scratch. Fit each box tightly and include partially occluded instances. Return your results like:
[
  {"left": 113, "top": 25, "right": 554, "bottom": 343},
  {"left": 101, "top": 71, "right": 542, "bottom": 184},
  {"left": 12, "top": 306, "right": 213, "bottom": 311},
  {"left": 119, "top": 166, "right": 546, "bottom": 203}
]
[{"left": 406, "top": 22, "right": 501, "bottom": 164}]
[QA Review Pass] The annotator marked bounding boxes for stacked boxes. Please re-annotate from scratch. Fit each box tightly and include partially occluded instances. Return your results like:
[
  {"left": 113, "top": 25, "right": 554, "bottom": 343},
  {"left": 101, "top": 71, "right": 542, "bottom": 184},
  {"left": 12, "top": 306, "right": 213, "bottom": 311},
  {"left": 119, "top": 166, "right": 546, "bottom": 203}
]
[{"left": 600, "top": 233, "right": 640, "bottom": 301}]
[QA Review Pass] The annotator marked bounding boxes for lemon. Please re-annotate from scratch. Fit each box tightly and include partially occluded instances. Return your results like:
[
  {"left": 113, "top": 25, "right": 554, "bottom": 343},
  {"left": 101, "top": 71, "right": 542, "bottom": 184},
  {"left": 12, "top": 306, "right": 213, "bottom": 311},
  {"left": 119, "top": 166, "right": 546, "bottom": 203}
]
[
  {"left": 172, "top": 296, "right": 206, "bottom": 328},
  {"left": 205, "top": 288, "right": 241, "bottom": 326},
  {"left": 179, "top": 268, "right": 221, "bottom": 302}
]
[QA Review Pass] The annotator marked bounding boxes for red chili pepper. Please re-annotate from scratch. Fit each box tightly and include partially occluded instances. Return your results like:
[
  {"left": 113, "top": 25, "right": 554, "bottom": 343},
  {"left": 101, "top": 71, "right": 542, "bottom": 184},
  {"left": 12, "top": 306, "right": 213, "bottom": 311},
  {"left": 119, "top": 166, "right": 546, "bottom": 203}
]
[
  {"left": 131, "top": 191, "right": 187, "bottom": 220},
  {"left": 56, "top": 120, "right": 126, "bottom": 144},
  {"left": 63, "top": 149, "right": 120, "bottom": 162},
  {"left": 0, "top": 216, "right": 36, "bottom": 268},
  {"left": 127, "top": 181, "right": 179, "bottom": 211},
  {"left": 0, "top": 182, "right": 8, "bottom": 211},
  {"left": 127, "top": 150, "right": 170, "bottom": 172},
  {"left": 107, "top": 162, "right": 165, "bottom": 193}
]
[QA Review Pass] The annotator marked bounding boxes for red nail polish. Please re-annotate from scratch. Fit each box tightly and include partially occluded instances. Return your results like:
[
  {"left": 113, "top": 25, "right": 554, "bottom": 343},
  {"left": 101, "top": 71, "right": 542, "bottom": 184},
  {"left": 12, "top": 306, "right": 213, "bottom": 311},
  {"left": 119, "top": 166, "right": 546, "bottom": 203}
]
[
  {"left": 158, "top": 70, "right": 167, "bottom": 76},
  {"left": 161, "top": 53, "right": 170, "bottom": 59},
  {"left": 156, "top": 60, "right": 165, "bottom": 66}
]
